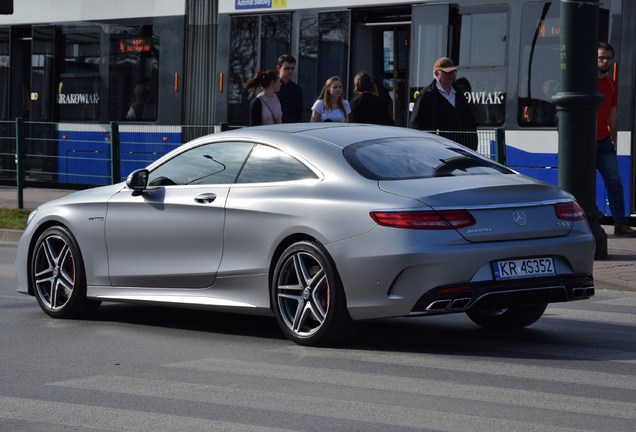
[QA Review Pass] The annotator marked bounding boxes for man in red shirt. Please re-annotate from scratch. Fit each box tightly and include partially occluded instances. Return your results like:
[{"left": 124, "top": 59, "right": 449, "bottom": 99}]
[{"left": 596, "top": 42, "right": 636, "bottom": 236}]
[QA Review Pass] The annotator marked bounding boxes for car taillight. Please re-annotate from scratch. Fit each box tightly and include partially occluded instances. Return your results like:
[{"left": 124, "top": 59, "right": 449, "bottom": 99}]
[
  {"left": 370, "top": 210, "right": 475, "bottom": 230},
  {"left": 555, "top": 201, "right": 586, "bottom": 221}
]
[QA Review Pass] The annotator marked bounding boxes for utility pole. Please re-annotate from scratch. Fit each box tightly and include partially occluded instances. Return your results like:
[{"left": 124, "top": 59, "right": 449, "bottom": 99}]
[{"left": 553, "top": 0, "right": 607, "bottom": 259}]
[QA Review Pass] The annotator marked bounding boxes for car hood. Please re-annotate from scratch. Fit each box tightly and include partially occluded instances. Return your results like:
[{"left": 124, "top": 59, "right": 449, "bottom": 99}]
[
  {"left": 36, "top": 183, "right": 125, "bottom": 210},
  {"left": 379, "top": 174, "right": 575, "bottom": 242}
]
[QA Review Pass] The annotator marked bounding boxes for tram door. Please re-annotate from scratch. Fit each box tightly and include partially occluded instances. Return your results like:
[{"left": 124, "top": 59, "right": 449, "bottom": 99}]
[
  {"left": 9, "top": 27, "right": 31, "bottom": 121},
  {"left": 3, "top": 26, "right": 58, "bottom": 184},
  {"left": 3, "top": 27, "right": 31, "bottom": 184},
  {"left": 0, "top": 28, "right": 13, "bottom": 182},
  {"left": 408, "top": 4, "right": 450, "bottom": 113},
  {"left": 351, "top": 16, "right": 410, "bottom": 127}
]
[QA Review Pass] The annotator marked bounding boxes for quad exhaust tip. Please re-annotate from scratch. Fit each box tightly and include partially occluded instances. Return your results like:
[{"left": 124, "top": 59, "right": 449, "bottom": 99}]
[
  {"left": 572, "top": 287, "right": 594, "bottom": 299},
  {"left": 426, "top": 297, "right": 472, "bottom": 311}
]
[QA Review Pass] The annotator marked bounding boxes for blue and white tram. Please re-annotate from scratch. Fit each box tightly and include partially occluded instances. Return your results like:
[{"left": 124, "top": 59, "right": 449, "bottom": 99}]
[
  {"left": 216, "top": 0, "right": 636, "bottom": 218},
  {"left": 0, "top": 0, "right": 216, "bottom": 186}
]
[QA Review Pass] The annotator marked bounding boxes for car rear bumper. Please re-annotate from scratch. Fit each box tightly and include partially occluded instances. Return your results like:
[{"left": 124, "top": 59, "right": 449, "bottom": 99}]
[
  {"left": 411, "top": 273, "right": 594, "bottom": 315},
  {"left": 327, "top": 225, "right": 595, "bottom": 321}
]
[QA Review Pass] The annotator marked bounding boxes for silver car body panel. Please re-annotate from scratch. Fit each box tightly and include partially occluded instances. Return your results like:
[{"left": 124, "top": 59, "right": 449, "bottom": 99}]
[{"left": 104, "top": 183, "right": 230, "bottom": 288}]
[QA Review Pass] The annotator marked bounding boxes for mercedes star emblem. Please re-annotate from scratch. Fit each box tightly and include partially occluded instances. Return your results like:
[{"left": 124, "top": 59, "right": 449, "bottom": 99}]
[{"left": 512, "top": 209, "right": 527, "bottom": 226}]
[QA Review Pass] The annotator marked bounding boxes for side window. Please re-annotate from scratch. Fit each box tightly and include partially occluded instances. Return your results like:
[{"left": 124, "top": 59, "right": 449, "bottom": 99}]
[
  {"left": 237, "top": 144, "right": 318, "bottom": 183},
  {"left": 148, "top": 141, "right": 254, "bottom": 186},
  {"left": 517, "top": 2, "right": 560, "bottom": 127},
  {"left": 453, "top": 10, "right": 508, "bottom": 126}
]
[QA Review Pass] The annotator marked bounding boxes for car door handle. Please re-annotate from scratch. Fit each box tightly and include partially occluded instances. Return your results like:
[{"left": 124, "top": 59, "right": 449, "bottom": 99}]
[{"left": 194, "top": 193, "right": 217, "bottom": 203}]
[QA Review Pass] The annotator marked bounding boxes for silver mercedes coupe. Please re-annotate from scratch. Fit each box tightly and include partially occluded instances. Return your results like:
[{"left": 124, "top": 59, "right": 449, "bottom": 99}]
[{"left": 16, "top": 123, "right": 595, "bottom": 346}]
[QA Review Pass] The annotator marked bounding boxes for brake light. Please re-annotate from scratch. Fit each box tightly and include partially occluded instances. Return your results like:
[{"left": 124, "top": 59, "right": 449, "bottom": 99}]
[
  {"left": 370, "top": 210, "right": 475, "bottom": 230},
  {"left": 555, "top": 201, "right": 586, "bottom": 221}
]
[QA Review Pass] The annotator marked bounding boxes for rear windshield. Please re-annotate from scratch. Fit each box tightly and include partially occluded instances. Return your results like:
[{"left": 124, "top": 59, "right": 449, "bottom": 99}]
[{"left": 343, "top": 137, "right": 513, "bottom": 180}]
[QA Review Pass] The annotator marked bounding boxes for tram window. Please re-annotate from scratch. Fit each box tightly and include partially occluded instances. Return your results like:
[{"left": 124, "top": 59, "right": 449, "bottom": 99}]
[
  {"left": 261, "top": 15, "right": 291, "bottom": 71},
  {"left": 56, "top": 75, "right": 101, "bottom": 121},
  {"left": 228, "top": 15, "right": 259, "bottom": 125},
  {"left": 458, "top": 13, "right": 506, "bottom": 66},
  {"left": 454, "top": 11, "right": 507, "bottom": 126},
  {"left": 228, "top": 14, "right": 291, "bottom": 125},
  {"left": 61, "top": 31, "right": 100, "bottom": 74},
  {"left": 109, "top": 25, "right": 159, "bottom": 122},
  {"left": 299, "top": 16, "right": 318, "bottom": 121},
  {"left": 57, "top": 29, "right": 101, "bottom": 121},
  {"left": 455, "top": 70, "right": 506, "bottom": 126},
  {"left": 0, "top": 28, "right": 9, "bottom": 120},
  {"left": 317, "top": 11, "right": 349, "bottom": 96},
  {"left": 517, "top": 2, "right": 560, "bottom": 127},
  {"left": 32, "top": 27, "right": 55, "bottom": 122}
]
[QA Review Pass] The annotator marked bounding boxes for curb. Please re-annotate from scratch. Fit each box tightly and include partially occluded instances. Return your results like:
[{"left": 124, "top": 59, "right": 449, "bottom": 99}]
[
  {"left": 594, "top": 275, "right": 636, "bottom": 293},
  {"left": 0, "top": 228, "right": 22, "bottom": 243}
]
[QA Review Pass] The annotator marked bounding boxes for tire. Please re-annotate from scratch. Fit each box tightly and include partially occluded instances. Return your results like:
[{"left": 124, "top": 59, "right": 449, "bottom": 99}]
[
  {"left": 466, "top": 303, "right": 548, "bottom": 330},
  {"left": 271, "top": 240, "right": 356, "bottom": 346},
  {"left": 30, "top": 226, "right": 100, "bottom": 318}
]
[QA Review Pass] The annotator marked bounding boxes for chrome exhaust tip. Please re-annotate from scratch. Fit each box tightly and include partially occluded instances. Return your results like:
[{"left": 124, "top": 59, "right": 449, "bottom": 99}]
[
  {"left": 449, "top": 298, "right": 471, "bottom": 309},
  {"left": 426, "top": 299, "right": 452, "bottom": 311}
]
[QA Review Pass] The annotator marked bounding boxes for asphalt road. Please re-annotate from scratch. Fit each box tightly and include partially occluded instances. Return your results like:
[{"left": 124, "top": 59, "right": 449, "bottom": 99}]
[{"left": 1, "top": 243, "right": 635, "bottom": 431}]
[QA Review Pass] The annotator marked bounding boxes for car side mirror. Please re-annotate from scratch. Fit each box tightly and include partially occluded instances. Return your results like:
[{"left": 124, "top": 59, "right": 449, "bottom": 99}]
[{"left": 126, "top": 169, "right": 149, "bottom": 194}]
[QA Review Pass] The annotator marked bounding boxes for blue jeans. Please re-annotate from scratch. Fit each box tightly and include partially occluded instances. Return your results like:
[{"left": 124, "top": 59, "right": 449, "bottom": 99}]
[{"left": 597, "top": 136, "right": 626, "bottom": 226}]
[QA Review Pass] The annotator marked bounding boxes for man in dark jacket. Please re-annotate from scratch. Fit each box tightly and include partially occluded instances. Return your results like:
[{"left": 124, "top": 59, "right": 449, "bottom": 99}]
[
  {"left": 409, "top": 57, "right": 478, "bottom": 150},
  {"left": 276, "top": 54, "right": 304, "bottom": 123}
]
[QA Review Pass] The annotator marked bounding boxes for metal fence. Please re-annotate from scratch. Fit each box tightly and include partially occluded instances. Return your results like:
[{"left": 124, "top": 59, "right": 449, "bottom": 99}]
[
  {"left": 0, "top": 120, "right": 228, "bottom": 189},
  {"left": 0, "top": 119, "right": 506, "bottom": 190}
]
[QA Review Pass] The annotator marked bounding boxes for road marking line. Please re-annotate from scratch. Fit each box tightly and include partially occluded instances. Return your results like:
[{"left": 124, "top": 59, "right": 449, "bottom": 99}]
[
  {"left": 49, "top": 375, "right": 594, "bottom": 432},
  {"left": 165, "top": 358, "right": 636, "bottom": 419},
  {"left": 0, "top": 396, "right": 294, "bottom": 432}
]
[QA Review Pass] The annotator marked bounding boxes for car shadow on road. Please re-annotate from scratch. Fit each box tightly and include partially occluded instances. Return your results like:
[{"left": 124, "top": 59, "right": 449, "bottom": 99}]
[
  {"left": 348, "top": 314, "right": 636, "bottom": 362},
  {"left": 83, "top": 303, "right": 636, "bottom": 361},
  {"left": 90, "top": 303, "right": 286, "bottom": 341}
]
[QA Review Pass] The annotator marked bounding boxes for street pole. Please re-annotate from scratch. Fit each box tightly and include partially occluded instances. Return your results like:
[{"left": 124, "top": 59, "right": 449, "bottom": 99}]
[{"left": 553, "top": 0, "right": 607, "bottom": 259}]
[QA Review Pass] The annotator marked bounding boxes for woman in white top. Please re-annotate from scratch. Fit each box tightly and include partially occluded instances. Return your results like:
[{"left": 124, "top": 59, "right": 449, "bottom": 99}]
[
  {"left": 310, "top": 76, "right": 350, "bottom": 122},
  {"left": 244, "top": 70, "right": 282, "bottom": 125}
]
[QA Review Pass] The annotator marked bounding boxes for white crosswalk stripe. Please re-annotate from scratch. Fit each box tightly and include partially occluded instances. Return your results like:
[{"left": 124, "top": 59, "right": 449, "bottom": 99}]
[
  {"left": 268, "top": 345, "right": 636, "bottom": 390},
  {"left": 163, "top": 357, "right": 635, "bottom": 419},
  {"left": 49, "top": 375, "right": 594, "bottom": 432},
  {"left": 0, "top": 397, "right": 296, "bottom": 432}
]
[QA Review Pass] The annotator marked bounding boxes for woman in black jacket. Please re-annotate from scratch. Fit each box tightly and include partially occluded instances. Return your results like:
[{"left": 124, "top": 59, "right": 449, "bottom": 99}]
[{"left": 349, "top": 71, "right": 395, "bottom": 126}]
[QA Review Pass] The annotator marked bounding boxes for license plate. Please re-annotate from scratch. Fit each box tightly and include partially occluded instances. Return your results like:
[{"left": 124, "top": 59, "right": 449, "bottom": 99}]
[{"left": 493, "top": 257, "right": 555, "bottom": 280}]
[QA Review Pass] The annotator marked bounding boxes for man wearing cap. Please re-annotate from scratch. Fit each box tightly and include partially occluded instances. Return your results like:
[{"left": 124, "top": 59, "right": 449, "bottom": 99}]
[{"left": 409, "top": 57, "right": 478, "bottom": 150}]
